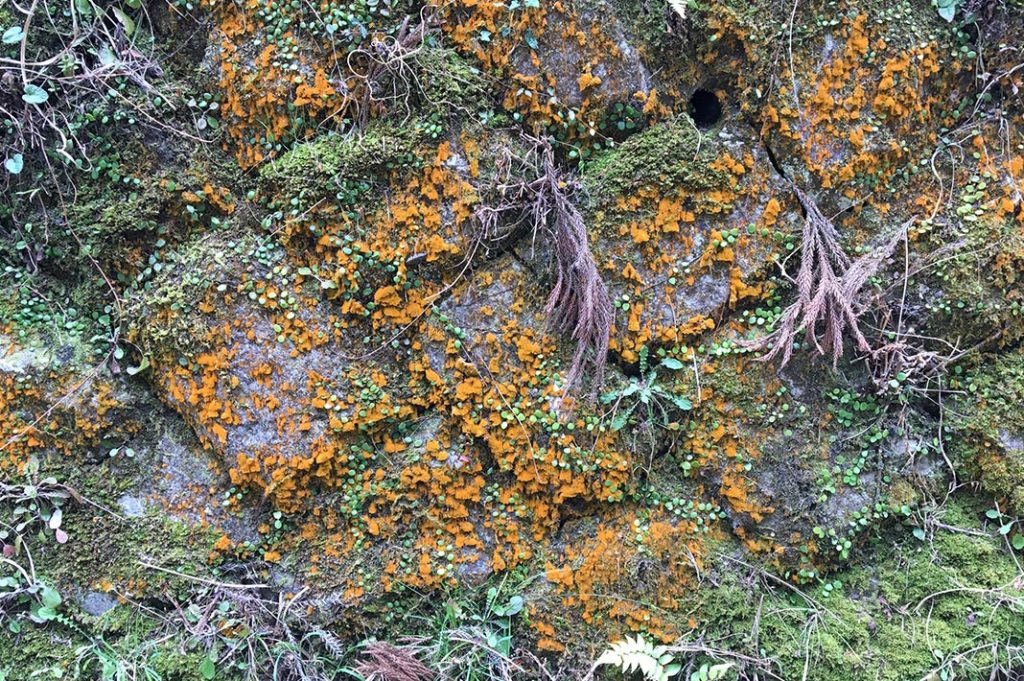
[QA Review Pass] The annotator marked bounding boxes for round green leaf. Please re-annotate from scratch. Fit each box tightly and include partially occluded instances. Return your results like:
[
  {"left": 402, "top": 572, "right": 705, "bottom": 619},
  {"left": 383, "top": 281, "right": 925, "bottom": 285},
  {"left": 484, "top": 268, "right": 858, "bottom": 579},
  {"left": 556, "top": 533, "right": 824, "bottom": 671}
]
[
  {"left": 2, "top": 26, "right": 25, "bottom": 44},
  {"left": 22, "top": 84, "right": 49, "bottom": 105},
  {"left": 4, "top": 154, "right": 23, "bottom": 175},
  {"left": 199, "top": 656, "right": 216, "bottom": 680}
]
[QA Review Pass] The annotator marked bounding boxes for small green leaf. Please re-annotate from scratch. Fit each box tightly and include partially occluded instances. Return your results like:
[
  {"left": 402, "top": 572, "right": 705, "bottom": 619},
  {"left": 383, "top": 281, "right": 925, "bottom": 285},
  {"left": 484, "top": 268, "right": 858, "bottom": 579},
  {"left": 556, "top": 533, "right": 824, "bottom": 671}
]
[
  {"left": 22, "top": 84, "right": 49, "bottom": 105},
  {"left": 35, "top": 605, "right": 58, "bottom": 621},
  {"left": 126, "top": 356, "right": 150, "bottom": 376},
  {"left": 503, "top": 595, "right": 524, "bottom": 616},
  {"left": 97, "top": 44, "right": 117, "bottom": 67},
  {"left": 111, "top": 7, "right": 136, "bottom": 36},
  {"left": 40, "top": 585, "right": 62, "bottom": 609},
  {"left": 48, "top": 508, "right": 62, "bottom": 530},
  {"left": 611, "top": 404, "right": 636, "bottom": 431},
  {"left": 912, "top": 528, "right": 926, "bottom": 541},
  {"left": 999, "top": 523, "right": 1013, "bottom": 536},
  {"left": 708, "top": 662, "right": 735, "bottom": 680},
  {"left": 985, "top": 509, "right": 1000, "bottom": 520},
  {"left": 199, "top": 656, "right": 216, "bottom": 680},
  {"left": 2, "top": 26, "right": 25, "bottom": 44},
  {"left": 668, "top": 395, "right": 693, "bottom": 411},
  {"left": 660, "top": 358, "right": 684, "bottom": 370},
  {"left": 4, "top": 154, "right": 23, "bottom": 175}
]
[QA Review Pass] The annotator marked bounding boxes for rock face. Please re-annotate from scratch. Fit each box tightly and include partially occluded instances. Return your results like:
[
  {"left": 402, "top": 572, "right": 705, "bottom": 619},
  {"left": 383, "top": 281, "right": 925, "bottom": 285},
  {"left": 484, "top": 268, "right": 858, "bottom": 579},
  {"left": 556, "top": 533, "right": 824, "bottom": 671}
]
[
  {"left": 510, "top": 0, "right": 654, "bottom": 110},
  {"left": 584, "top": 115, "right": 799, "bottom": 361},
  {"left": 3, "top": 0, "right": 1024, "bottom": 678},
  {"left": 78, "top": 591, "right": 118, "bottom": 617}
]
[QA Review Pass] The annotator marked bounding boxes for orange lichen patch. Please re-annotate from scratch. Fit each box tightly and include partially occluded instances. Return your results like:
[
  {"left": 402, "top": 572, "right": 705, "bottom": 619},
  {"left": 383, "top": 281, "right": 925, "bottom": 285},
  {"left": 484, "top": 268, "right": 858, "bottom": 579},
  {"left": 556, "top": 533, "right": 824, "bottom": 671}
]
[
  {"left": 145, "top": 178, "right": 647, "bottom": 593},
  {"left": 198, "top": 0, "right": 408, "bottom": 167},
  {"left": 543, "top": 512, "right": 708, "bottom": 639},
  {"left": 760, "top": 12, "right": 948, "bottom": 202},
  {"left": 762, "top": 198, "right": 781, "bottom": 226},
  {"left": 441, "top": 0, "right": 548, "bottom": 72},
  {"left": 0, "top": 373, "right": 46, "bottom": 471},
  {"left": 578, "top": 70, "right": 602, "bottom": 92},
  {"left": 729, "top": 266, "right": 762, "bottom": 306},
  {"left": 720, "top": 465, "right": 772, "bottom": 523},
  {"left": 533, "top": 620, "right": 565, "bottom": 652},
  {"left": 269, "top": 143, "right": 476, "bottom": 344},
  {"left": 593, "top": 137, "right": 788, "bottom": 360},
  {"left": 0, "top": 363, "right": 137, "bottom": 472},
  {"left": 440, "top": 0, "right": 669, "bottom": 149}
]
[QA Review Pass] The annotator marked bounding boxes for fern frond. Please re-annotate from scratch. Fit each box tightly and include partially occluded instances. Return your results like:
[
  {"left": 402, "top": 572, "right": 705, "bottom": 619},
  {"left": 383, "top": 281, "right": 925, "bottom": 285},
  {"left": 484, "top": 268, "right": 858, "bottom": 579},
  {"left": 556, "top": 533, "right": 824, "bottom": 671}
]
[
  {"left": 595, "top": 635, "right": 678, "bottom": 681},
  {"left": 667, "top": 0, "right": 687, "bottom": 20}
]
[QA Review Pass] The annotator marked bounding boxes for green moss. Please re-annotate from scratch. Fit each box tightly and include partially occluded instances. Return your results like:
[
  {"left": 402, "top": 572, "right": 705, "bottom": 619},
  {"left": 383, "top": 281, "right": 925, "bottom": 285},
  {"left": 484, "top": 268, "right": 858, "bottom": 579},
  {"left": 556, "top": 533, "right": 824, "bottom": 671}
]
[
  {"left": 0, "top": 623, "right": 82, "bottom": 676},
  {"left": 258, "top": 120, "right": 425, "bottom": 206},
  {"left": 414, "top": 47, "right": 492, "bottom": 117},
  {"left": 683, "top": 497, "right": 1024, "bottom": 681},
  {"left": 592, "top": 0, "right": 677, "bottom": 55},
  {"left": 582, "top": 117, "right": 723, "bottom": 208},
  {"left": 947, "top": 347, "right": 1024, "bottom": 513},
  {"left": 30, "top": 458, "right": 216, "bottom": 591}
]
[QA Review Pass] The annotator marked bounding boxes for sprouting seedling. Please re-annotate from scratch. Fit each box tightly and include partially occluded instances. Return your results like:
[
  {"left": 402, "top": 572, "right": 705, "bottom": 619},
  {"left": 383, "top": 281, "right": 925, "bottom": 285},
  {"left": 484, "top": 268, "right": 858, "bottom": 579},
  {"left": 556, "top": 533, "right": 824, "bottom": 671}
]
[{"left": 601, "top": 346, "right": 694, "bottom": 432}]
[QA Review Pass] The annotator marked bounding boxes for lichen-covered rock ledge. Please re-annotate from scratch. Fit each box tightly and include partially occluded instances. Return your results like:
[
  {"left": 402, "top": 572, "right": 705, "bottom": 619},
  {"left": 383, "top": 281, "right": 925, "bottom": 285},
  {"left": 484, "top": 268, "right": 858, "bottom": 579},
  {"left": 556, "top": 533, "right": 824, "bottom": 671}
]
[{"left": 1, "top": 0, "right": 1023, "bottom": 679}]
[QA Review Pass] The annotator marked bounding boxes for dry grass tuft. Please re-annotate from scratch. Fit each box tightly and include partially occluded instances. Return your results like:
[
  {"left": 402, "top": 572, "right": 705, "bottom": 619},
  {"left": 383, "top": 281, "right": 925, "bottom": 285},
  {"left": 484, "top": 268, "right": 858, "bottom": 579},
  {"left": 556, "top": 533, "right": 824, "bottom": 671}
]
[{"left": 356, "top": 640, "right": 436, "bottom": 681}]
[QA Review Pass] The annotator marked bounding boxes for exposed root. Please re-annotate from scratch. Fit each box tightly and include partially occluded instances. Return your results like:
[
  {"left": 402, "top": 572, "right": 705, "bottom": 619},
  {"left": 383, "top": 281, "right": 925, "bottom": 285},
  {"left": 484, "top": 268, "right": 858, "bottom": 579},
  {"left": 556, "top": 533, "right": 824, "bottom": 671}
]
[{"left": 346, "top": 10, "right": 441, "bottom": 130}]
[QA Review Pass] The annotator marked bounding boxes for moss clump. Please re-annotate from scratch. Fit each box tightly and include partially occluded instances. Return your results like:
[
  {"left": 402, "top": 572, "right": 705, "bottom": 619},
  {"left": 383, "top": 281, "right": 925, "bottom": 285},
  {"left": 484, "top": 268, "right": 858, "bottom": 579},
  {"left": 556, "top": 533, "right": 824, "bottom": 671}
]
[
  {"left": 919, "top": 214, "right": 1024, "bottom": 349},
  {"left": 258, "top": 120, "right": 425, "bottom": 206},
  {"left": 124, "top": 229, "right": 278, "bottom": 366},
  {"left": 590, "top": 0, "right": 678, "bottom": 56},
  {"left": 582, "top": 117, "right": 723, "bottom": 207},
  {"left": 947, "top": 347, "right": 1024, "bottom": 514},
  {"left": 692, "top": 498, "right": 1023, "bottom": 681},
  {"left": 414, "top": 47, "right": 492, "bottom": 117}
]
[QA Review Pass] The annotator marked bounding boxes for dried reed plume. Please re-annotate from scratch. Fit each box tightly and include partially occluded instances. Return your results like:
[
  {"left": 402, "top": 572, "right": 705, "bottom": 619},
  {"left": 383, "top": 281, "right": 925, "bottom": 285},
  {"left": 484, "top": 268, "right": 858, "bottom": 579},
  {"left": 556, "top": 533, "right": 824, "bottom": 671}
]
[
  {"left": 473, "top": 135, "right": 612, "bottom": 394},
  {"left": 754, "top": 181, "right": 907, "bottom": 366}
]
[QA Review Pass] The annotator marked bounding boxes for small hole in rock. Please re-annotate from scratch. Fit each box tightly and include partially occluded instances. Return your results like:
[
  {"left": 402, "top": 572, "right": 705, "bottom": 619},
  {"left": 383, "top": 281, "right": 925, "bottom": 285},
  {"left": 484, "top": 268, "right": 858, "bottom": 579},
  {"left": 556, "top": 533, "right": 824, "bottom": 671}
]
[{"left": 689, "top": 88, "right": 722, "bottom": 128}]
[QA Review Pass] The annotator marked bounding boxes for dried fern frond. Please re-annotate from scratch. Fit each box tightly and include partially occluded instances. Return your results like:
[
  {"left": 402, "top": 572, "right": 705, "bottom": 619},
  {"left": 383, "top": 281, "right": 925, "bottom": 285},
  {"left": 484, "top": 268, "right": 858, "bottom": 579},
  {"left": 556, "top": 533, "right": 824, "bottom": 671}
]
[
  {"left": 356, "top": 640, "right": 435, "bottom": 681},
  {"left": 751, "top": 182, "right": 910, "bottom": 367},
  {"left": 472, "top": 135, "right": 612, "bottom": 395}
]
